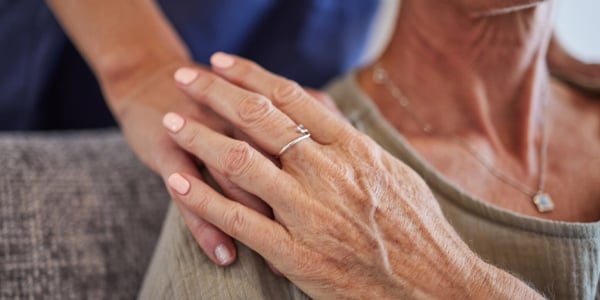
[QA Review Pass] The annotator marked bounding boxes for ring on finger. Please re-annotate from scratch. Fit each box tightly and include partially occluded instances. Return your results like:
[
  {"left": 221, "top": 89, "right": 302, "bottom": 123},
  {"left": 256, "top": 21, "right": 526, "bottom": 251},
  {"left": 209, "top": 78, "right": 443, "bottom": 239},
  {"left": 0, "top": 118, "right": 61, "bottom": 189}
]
[{"left": 278, "top": 124, "right": 311, "bottom": 157}]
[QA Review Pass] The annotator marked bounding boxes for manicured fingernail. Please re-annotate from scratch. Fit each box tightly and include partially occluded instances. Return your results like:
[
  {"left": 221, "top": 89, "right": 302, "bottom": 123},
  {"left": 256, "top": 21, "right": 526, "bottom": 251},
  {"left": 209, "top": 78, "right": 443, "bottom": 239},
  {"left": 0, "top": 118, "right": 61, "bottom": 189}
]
[
  {"left": 214, "top": 244, "right": 233, "bottom": 265},
  {"left": 162, "top": 112, "right": 185, "bottom": 132},
  {"left": 168, "top": 173, "right": 190, "bottom": 195},
  {"left": 174, "top": 67, "right": 199, "bottom": 85},
  {"left": 211, "top": 52, "right": 235, "bottom": 69}
]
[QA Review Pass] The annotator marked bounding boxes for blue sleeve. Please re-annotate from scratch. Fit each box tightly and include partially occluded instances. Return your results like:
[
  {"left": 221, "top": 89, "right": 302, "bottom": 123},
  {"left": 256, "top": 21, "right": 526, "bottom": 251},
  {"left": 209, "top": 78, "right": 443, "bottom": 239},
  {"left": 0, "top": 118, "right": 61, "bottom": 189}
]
[
  {"left": 0, "top": 0, "right": 380, "bottom": 130},
  {"left": 0, "top": 0, "right": 66, "bottom": 129}
]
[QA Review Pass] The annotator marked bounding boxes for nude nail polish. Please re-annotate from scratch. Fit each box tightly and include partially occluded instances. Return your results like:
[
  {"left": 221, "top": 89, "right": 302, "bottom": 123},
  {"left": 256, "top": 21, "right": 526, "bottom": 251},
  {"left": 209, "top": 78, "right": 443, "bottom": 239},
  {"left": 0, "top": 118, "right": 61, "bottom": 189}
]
[
  {"left": 211, "top": 52, "right": 235, "bottom": 69},
  {"left": 162, "top": 112, "right": 185, "bottom": 132},
  {"left": 214, "top": 244, "right": 232, "bottom": 265},
  {"left": 168, "top": 173, "right": 190, "bottom": 195},
  {"left": 174, "top": 67, "right": 199, "bottom": 85}
]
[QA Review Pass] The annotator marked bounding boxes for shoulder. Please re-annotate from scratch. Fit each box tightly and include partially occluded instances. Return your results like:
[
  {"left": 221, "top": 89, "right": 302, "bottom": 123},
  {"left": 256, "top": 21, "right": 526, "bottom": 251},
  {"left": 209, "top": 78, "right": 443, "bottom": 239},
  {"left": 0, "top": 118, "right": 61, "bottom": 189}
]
[
  {"left": 550, "top": 78, "right": 600, "bottom": 153},
  {"left": 552, "top": 78, "right": 600, "bottom": 114}
]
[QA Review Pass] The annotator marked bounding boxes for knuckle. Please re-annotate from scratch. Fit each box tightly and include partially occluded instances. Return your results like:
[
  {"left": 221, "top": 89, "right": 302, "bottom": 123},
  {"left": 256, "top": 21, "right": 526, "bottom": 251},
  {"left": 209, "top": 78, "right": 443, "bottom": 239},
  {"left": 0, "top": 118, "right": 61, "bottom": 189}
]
[
  {"left": 237, "top": 94, "right": 273, "bottom": 124},
  {"left": 349, "top": 133, "right": 376, "bottom": 156},
  {"left": 353, "top": 131, "right": 374, "bottom": 148},
  {"left": 334, "top": 124, "right": 360, "bottom": 145},
  {"left": 186, "top": 189, "right": 211, "bottom": 217},
  {"left": 233, "top": 60, "right": 260, "bottom": 81},
  {"left": 192, "top": 74, "right": 220, "bottom": 96},
  {"left": 220, "top": 141, "right": 254, "bottom": 178},
  {"left": 292, "top": 250, "right": 320, "bottom": 276},
  {"left": 335, "top": 130, "right": 381, "bottom": 165},
  {"left": 272, "top": 80, "right": 304, "bottom": 106},
  {"left": 181, "top": 126, "right": 202, "bottom": 150},
  {"left": 222, "top": 205, "right": 246, "bottom": 236},
  {"left": 189, "top": 219, "right": 213, "bottom": 240}
]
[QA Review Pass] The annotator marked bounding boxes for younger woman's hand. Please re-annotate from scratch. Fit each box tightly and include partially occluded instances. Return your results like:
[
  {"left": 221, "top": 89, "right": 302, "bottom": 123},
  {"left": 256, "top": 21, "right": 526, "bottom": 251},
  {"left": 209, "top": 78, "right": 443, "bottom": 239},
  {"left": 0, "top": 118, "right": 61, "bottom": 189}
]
[{"left": 106, "top": 61, "right": 272, "bottom": 267}]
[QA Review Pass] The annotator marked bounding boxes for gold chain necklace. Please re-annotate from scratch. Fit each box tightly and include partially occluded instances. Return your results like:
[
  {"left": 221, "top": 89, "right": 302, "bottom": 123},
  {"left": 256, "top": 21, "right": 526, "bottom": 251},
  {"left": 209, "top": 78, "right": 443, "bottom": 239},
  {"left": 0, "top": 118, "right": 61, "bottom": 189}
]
[{"left": 372, "top": 64, "right": 554, "bottom": 213}]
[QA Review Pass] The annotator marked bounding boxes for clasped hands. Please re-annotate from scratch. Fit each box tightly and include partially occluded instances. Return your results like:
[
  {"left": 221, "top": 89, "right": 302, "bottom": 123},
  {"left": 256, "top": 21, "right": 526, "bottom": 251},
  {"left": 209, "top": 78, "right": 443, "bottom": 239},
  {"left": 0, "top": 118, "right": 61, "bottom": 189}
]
[{"left": 158, "top": 53, "right": 495, "bottom": 299}]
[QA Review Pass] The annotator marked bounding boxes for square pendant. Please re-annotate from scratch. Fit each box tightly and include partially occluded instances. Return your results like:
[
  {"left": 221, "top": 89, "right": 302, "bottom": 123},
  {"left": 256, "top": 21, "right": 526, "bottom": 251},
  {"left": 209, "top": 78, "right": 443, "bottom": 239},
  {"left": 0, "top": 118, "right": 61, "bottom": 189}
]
[{"left": 533, "top": 193, "right": 554, "bottom": 213}]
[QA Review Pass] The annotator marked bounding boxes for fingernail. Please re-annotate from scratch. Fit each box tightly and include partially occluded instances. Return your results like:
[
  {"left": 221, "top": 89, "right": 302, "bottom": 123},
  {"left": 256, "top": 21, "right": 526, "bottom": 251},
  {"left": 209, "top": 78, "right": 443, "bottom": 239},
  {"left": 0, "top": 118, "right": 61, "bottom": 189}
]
[
  {"left": 168, "top": 173, "right": 190, "bottom": 195},
  {"left": 214, "top": 244, "right": 233, "bottom": 265},
  {"left": 174, "top": 67, "right": 199, "bottom": 85},
  {"left": 162, "top": 112, "right": 185, "bottom": 132},
  {"left": 211, "top": 52, "right": 235, "bottom": 69}
]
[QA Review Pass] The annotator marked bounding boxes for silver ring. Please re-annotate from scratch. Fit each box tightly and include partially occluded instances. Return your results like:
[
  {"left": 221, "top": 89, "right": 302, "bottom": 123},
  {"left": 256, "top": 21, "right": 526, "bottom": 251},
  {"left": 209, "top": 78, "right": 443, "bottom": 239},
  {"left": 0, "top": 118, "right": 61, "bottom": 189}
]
[{"left": 278, "top": 124, "right": 311, "bottom": 156}]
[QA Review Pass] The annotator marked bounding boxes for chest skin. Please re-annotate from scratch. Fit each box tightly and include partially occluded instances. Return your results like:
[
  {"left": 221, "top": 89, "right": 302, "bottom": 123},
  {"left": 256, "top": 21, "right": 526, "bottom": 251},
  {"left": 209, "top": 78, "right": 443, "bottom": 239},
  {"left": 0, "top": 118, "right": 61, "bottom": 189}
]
[{"left": 387, "top": 80, "right": 600, "bottom": 222}]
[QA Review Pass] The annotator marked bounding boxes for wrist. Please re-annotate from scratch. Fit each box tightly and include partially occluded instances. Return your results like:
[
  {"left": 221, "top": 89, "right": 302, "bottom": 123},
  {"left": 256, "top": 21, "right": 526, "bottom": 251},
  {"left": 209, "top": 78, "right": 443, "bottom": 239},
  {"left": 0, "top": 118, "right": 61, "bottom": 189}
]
[
  {"left": 383, "top": 231, "right": 541, "bottom": 299},
  {"left": 461, "top": 256, "right": 543, "bottom": 299},
  {"left": 97, "top": 54, "right": 192, "bottom": 118}
]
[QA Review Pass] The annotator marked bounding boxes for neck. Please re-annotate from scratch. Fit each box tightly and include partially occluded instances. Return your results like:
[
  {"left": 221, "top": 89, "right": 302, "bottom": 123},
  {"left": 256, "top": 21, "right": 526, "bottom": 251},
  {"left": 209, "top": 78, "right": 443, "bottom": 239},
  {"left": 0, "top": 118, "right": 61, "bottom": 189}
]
[{"left": 362, "top": 0, "right": 554, "bottom": 169}]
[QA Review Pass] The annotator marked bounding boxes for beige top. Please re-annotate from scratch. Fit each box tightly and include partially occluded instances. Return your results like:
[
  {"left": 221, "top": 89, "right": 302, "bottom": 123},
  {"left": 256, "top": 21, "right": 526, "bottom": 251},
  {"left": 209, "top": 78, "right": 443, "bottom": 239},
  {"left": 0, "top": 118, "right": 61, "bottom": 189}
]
[
  {"left": 327, "top": 73, "right": 600, "bottom": 299},
  {"left": 140, "top": 74, "right": 600, "bottom": 299}
]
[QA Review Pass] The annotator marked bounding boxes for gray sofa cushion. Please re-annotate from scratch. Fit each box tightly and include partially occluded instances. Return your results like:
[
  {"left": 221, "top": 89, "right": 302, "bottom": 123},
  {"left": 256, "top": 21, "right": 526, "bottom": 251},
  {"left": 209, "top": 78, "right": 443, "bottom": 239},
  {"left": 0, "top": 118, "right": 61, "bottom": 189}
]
[{"left": 0, "top": 131, "right": 170, "bottom": 299}]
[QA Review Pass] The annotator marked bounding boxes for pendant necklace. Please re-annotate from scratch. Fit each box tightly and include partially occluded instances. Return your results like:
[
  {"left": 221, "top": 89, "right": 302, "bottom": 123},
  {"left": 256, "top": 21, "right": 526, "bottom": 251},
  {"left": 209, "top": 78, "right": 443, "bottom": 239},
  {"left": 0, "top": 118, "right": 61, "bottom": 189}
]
[{"left": 372, "top": 64, "right": 554, "bottom": 213}]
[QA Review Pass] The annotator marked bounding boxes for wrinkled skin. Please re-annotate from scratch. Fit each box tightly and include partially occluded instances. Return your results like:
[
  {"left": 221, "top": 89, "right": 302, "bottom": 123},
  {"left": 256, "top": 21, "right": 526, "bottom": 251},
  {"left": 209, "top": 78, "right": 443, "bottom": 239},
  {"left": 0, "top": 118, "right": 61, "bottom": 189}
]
[{"left": 162, "top": 54, "right": 541, "bottom": 299}]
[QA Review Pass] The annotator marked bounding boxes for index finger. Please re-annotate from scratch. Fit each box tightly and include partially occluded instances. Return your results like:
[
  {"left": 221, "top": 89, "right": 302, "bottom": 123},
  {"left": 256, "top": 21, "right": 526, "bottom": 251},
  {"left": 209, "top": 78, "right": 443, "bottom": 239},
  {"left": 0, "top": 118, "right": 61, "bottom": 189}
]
[{"left": 209, "top": 52, "right": 351, "bottom": 145}]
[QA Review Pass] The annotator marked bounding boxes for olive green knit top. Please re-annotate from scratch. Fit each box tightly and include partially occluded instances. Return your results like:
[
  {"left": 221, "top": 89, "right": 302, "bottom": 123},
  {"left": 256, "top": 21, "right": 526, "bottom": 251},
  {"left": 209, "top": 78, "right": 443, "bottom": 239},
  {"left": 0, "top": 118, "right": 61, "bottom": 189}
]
[{"left": 326, "top": 73, "right": 600, "bottom": 300}]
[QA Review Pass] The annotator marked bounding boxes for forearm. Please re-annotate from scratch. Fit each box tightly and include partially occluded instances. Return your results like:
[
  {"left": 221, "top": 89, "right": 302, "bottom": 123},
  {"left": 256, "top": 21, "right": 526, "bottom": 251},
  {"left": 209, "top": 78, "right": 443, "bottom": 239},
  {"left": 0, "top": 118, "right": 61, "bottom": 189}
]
[
  {"left": 385, "top": 229, "right": 544, "bottom": 299},
  {"left": 374, "top": 190, "right": 542, "bottom": 299},
  {"left": 378, "top": 247, "right": 543, "bottom": 299},
  {"left": 46, "top": 0, "right": 191, "bottom": 110},
  {"left": 471, "top": 261, "right": 544, "bottom": 300}
]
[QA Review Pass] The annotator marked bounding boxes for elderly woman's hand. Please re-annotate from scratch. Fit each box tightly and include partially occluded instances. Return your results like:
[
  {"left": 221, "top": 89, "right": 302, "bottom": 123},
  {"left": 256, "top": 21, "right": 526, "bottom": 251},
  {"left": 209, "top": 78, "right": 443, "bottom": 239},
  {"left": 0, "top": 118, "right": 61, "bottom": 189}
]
[{"left": 162, "top": 53, "right": 540, "bottom": 299}]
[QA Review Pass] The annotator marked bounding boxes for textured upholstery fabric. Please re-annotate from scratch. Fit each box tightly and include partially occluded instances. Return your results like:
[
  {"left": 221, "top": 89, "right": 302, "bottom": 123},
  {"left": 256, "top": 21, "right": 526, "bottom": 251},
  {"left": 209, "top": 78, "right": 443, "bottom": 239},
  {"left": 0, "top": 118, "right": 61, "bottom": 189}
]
[{"left": 0, "top": 131, "right": 169, "bottom": 299}]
